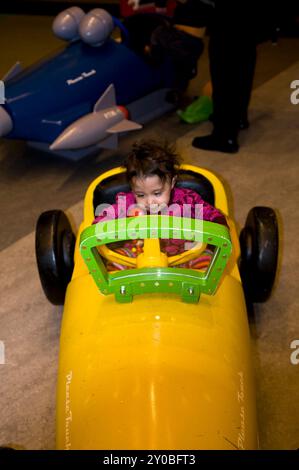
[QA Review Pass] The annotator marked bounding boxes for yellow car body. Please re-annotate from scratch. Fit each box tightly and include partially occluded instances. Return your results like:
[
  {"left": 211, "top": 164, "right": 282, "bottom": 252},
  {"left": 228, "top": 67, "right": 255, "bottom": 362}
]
[{"left": 56, "top": 164, "right": 258, "bottom": 450}]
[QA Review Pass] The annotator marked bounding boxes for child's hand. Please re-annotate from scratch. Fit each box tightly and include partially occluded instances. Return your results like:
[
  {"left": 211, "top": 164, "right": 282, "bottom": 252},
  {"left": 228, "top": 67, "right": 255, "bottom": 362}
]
[{"left": 127, "top": 206, "right": 147, "bottom": 217}]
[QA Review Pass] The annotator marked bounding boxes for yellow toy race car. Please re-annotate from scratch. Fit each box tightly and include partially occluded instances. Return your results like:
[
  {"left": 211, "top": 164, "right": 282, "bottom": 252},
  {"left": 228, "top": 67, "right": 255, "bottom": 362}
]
[{"left": 35, "top": 164, "right": 278, "bottom": 450}]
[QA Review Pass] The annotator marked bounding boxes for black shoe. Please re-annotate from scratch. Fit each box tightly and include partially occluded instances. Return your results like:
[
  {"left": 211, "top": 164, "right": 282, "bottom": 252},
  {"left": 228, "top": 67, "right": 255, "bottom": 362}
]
[
  {"left": 239, "top": 117, "right": 250, "bottom": 130},
  {"left": 192, "top": 133, "right": 239, "bottom": 153}
]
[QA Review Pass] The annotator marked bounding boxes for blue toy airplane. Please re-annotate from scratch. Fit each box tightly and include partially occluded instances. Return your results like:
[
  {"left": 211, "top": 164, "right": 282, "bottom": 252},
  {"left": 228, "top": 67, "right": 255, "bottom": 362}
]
[{"left": 0, "top": 7, "right": 178, "bottom": 160}]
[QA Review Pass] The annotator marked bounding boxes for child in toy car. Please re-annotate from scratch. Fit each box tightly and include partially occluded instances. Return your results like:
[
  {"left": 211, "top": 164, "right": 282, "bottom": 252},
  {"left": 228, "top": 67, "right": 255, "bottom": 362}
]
[
  {"left": 93, "top": 140, "right": 226, "bottom": 270},
  {"left": 35, "top": 152, "right": 279, "bottom": 449}
]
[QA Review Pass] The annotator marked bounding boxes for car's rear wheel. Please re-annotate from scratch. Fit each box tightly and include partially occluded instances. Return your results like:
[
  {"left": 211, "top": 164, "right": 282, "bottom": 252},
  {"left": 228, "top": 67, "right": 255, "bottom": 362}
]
[
  {"left": 239, "top": 206, "right": 279, "bottom": 303},
  {"left": 35, "top": 210, "right": 76, "bottom": 305}
]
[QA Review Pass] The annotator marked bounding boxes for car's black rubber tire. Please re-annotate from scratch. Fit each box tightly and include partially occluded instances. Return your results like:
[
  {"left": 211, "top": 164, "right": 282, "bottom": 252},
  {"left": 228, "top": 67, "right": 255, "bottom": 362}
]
[
  {"left": 35, "top": 210, "right": 76, "bottom": 305},
  {"left": 239, "top": 206, "right": 279, "bottom": 303}
]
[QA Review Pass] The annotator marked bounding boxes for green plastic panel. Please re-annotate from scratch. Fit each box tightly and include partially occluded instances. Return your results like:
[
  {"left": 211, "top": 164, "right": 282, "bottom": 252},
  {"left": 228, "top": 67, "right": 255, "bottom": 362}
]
[{"left": 80, "top": 216, "right": 232, "bottom": 303}]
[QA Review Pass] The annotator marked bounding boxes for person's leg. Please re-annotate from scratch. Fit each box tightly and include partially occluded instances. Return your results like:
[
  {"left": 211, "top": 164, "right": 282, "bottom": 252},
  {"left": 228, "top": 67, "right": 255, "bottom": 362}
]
[
  {"left": 212, "top": 19, "right": 256, "bottom": 131},
  {"left": 237, "top": 36, "right": 257, "bottom": 129},
  {"left": 192, "top": 1, "right": 257, "bottom": 153},
  {"left": 192, "top": 25, "right": 240, "bottom": 153}
]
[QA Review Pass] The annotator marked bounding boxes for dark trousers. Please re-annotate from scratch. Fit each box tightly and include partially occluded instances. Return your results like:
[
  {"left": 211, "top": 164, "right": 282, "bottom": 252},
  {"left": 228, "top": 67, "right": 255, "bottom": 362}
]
[
  {"left": 209, "top": 20, "right": 257, "bottom": 139},
  {"left": 174, "top": 0, "right": 258, "bottom": 139}
]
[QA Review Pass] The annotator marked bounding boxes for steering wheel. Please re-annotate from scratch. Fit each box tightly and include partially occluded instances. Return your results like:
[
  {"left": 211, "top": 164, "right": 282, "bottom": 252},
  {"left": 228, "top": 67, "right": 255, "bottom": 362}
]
[{"left": 98, "top": 237, "right": 207, "bottom": 269}]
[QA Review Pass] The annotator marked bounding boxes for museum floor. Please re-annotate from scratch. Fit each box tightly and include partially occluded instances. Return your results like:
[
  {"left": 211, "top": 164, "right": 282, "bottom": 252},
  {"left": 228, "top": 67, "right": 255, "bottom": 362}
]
[{"left": 0, "top": 14, "right": 298, "bottom": 450}]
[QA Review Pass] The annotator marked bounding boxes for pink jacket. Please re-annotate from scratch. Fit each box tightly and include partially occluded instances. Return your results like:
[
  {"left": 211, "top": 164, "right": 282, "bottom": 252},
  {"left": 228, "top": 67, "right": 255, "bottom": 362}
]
[
  {"left": 93, "top": 187, "right": 226, "bottom": 256},
  {"left": 94, "top": 187, "right": 225, "bottom": 222}
]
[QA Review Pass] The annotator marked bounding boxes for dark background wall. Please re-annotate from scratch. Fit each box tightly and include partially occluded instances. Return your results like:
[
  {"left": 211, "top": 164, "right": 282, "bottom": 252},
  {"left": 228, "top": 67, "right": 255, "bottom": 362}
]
[
  {"left": 0, "top": 0, "right": 298, "bottom": 38},
  {"left": 0, "top": 1, "right": 120, "bottom": 17}
]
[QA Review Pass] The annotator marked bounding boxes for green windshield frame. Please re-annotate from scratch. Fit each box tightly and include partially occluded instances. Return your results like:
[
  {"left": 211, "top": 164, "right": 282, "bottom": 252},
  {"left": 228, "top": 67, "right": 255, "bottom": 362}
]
[{"left": 80, "top": 215, "right": 232, "bottom": 303}]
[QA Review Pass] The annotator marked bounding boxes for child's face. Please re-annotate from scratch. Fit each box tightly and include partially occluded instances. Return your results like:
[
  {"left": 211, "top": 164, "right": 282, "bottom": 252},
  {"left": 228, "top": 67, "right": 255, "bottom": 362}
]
[{"left": 131, "top": 175, "right": 176, "bottom": 213}]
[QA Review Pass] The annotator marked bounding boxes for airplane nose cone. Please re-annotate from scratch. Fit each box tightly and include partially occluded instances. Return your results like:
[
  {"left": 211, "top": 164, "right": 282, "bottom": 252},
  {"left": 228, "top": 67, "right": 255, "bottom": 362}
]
[
  {"left": 50, "top": 129, "right": 73, "bottom": 151},
  {"left": 0, "top": 107, "right": 13, "bottom": 137}
]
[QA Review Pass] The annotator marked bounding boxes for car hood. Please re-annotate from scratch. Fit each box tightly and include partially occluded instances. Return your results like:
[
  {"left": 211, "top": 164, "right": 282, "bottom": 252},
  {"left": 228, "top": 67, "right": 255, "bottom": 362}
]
[{"left": 56, "top": 274, "right": 257, "bottom": 450}]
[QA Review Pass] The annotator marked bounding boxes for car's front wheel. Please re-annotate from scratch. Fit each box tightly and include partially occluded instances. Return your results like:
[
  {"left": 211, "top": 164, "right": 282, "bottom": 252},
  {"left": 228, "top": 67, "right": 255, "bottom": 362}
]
[
  {"left": 239, "top": 206, "right": 279, "bottom": 303},
  {"left": 35, "top": 210, "right": 76, "bottom": 305}
]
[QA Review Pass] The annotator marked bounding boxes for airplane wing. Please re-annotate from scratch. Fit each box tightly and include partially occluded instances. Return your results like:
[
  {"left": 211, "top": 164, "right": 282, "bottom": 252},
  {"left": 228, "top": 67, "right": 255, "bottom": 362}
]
[
  {"left": 2, "top": 62, "right": 22, "bottom": 82},
  {"left": 107, "top": 119, "right": 142, "bottom": 133},
  {"left": 93, "top": 84, "right": 116, "bottom": 112}
]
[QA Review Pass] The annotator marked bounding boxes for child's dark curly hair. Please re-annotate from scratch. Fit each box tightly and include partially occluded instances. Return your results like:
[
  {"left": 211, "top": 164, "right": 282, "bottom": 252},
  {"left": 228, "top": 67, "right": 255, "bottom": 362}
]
[{"left": 124, "top": 140, "right": 181, "bottom": 183}]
